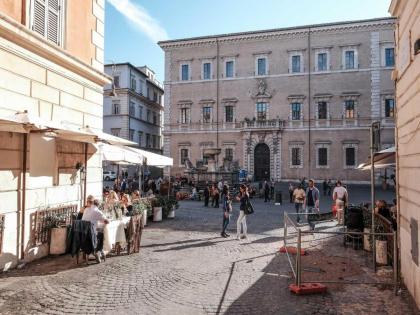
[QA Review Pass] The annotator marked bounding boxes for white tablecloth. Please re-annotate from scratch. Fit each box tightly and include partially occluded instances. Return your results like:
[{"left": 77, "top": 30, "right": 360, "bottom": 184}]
[{"left": 103, "top": 216, "right": 130, "bottom": 252}]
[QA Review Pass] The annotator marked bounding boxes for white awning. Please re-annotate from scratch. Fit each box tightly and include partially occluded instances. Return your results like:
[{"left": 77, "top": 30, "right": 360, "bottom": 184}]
[
  {"left": 357, "top": 146, "right": 396, "bottom": 170},
  {"left": 98, "top": 143, "right": 144, "bottom": 164},
  {"left": 81, "top": 127, "right": 137, "bottom": 146},
  {"left": 0, "top": 112, "right": 97, "bottom": 143},
  {"left": 126, "top": 147, "right": 173, "bottom": 167}
]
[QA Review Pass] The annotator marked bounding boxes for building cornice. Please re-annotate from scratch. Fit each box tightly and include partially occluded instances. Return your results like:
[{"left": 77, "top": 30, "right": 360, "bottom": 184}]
[
  {"left": 0, "top": 13, "right": 111, "bottom": 86},
  {"left": 159, "top": 17, "right": 396, "bottom": 50}
]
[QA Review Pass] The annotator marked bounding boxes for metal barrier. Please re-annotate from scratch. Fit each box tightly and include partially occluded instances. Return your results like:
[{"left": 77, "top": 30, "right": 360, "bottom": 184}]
[{"left": 283, "top": 212, "right": 399, "bottom": 295}]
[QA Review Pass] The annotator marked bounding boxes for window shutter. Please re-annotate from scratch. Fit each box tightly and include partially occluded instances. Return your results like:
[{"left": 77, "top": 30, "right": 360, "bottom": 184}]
[
  {"left": 47, "top": 0, "right": 61, "bottom": 45},
  {"left": 32, "top": 0, "right": 46, "bottom": 36}
]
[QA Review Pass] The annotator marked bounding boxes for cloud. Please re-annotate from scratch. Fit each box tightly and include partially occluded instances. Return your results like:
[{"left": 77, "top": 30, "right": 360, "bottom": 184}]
[{"left": 107, "top": 0, "right": 169, "bottom": 42}]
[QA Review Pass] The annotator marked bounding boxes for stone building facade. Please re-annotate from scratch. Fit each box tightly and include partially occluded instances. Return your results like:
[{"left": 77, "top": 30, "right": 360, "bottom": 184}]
[
  {"left": 159, "top": 18, "right": 396, "bottom": 183},
  {"left": 0, "top": 0, "right": 110, "bottom": 269},
  {"left": 389, "top": 0, "right": 420, "bottom": 308},
  {"left": 103, "top": 63, "right": 164, "bottom": 154}
]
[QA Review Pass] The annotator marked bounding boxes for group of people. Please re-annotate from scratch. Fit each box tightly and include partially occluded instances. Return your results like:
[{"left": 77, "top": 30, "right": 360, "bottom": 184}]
[
  {"left": 290, "top": 179, "right": 348, "bottom": 225},
  {"left": 203, "top": 181, "right": 224, "bottom": 208}
]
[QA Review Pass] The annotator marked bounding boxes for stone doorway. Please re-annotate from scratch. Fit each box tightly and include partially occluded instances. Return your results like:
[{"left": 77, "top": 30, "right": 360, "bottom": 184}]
[{"left": 254, "top": 143, "right": 270, "bottom": 181}]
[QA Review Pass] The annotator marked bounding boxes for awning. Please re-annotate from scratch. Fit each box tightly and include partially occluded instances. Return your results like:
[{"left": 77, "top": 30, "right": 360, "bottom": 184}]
[
  {"left": 357, "top": 147, "right": 396, "bottom": 170},
  {"left": 97, "top": 143, "right": 144, "bottom": 164},
  {"left": 0, "top": 112, "right": 97, "bottom": 143},
  {"left": 81, "top": 127, "right": 138, "bottom": 146},
  {"left": 127, "top": 147, "right": 173, "bottom": 167}
]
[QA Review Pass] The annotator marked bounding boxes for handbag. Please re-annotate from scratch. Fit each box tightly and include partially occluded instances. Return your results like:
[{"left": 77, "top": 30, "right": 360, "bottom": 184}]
[{"left": 244, "top": 199, "right": 254, "bottom": 215}]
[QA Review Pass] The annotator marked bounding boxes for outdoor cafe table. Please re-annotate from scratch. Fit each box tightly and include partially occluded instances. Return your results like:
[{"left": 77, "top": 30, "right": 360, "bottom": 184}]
[{"left": 102, "top": 216, "right": 131, "bottom": 254}]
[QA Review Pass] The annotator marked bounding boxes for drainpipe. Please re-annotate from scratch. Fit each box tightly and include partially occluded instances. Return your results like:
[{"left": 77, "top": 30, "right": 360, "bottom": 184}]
[
  {"left": 307, "top": 27, "right": 312, "bottom": 179},
  {"left": 21, "top": 0, "right": 26, "bottom": 25},
  {"left": 20, "top": 133, "right": 28, "bottom": 260},
  {"left": 216, "top": 38, "right": 220, "bottom": 168},
  {"left": 83, "top": 142, "right": 88, "bottom": 203}
]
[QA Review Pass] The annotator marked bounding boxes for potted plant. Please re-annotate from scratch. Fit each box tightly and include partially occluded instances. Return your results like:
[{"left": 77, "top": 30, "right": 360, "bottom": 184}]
[
  {"left": 45, "top": 213, "right": 68, "bottom": 255},
  {"left": 362, "top": 207, "right": 372, "bottom": 251},
  {"left": 132, "top": 199, "right": 151, "bottom": 226},
  {"left": 152, "top": 197, "right": 163, "bottom": 222},
  {"left": 375, "top": 221, "right": 388, "bottom": 265},
  {"left": 160, "top": 196, "right": 179, "bottom": 219}
]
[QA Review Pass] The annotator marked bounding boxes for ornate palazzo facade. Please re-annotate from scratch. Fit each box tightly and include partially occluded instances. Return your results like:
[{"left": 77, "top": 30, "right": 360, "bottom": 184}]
[{"left": 159, "top": 18, "right": 396, "bottom": 183}]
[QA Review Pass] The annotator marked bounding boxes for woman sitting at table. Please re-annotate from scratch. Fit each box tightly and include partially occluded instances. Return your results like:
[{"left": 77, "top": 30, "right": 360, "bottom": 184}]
[
  {"left": 121, "top": 194, "right": 133, "bottom": 215},
  {"left": 131, "top": 190, "right": 141, "bottom": 202}
]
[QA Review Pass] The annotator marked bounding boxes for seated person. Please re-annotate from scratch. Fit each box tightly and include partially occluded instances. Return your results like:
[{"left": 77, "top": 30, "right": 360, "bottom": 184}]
[
  {"left": 375, "top": 200, "right": 391, "bottom": 219},
  {"left": 121, "top": 194, "right": 133, "bottom": 215},
  {"left": 82, "top": 195, "right": 109, "bottom": 263}
]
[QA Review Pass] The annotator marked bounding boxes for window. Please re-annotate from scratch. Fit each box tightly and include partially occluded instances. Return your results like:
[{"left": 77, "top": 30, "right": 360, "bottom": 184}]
[
  {"left": 139, "top": 106, "right": 143, "bottom": 119},
  {"left": 138, "top": 131, "right": 143, "bottom": 146},
  {"left": 181, "top": 64, "right": 189, "bottom": 81},
  {"left": 113, "top": 76, "right": 120, "bottom": 88},
  {"left": 131, "top": 75, "right": 136, "bottom": 90},
  {"left": 129, "top": 102, "right": 135, "bottom": 116},
  {"left": 112, "top": 102, "right": 120, "bottom": 115},
  {"left": 317, "top": 53, "right": 327, "bottom": 71},
  {"left": 139, "top": 81, "right": 143, "bottom": 95},
  {"left": 345, "top": 100, "right": 355, "bottom": 119},
  {"left": 257, "top": 57, "right": 267, "bottom": 75},
  {"left": 146, "top": 134, "right": 151, "bottom": 147},
  {"left": 225, "top": 106, "right": 234, "bottom": 123},
  {"left": 318, "top": 147, "right": 328, "bottom": 166},
  {"left": 345, "top": 51, "right": 355, "bottom": 69},
  {"left": 110, "top": 128, "right": 120, "bottom": 137},
  {"left": 181, "top": 108, "right": 189, "bottom": 124},
  {"left": 30, "top": 0, "right": 64, "bottom": 46},
  {"left": 345, "top": 147, "right": 356, "bottom": 167},
  {"left": 256, "top": 102, "right": 267, "bottom": 120},
  {"left": 146, "top": 109, "right": 151, "bottom": 122},
  {"left": 291, "top": 103, "right": 301, "bottom": 120},
  {"left": 153, "top": 92, "right": 158, "bottom": 102},
  {"left": 147, "top": 87, "right": 150, "bottom": 98},
  {"left": 225, "top": 61, "right": 234, "bottom": 78},
  {"left": 203, "top": 107, "right": 212, "bottom": 123},
  {"left": 292, "top": 55, "right": 301, "bottom": 73},
  {"left": 385, "top": 99, "right": 395, "bottom": 118},
  {"left": 153, "top": 112, "right": 157, "bottom": 125},
  {"left": 225, "top": 148, "right": 233, "bottom": 161},
  {"left": 180, "top": 148, "right": 189, "bottom": 165},
  {"left": 203, "top": 62, "right": 211, "bottom": 80},
  {"left": 318, "top": 102, "right": 327, "bottom": 119},
  {"left": 291, "top": 147, "right": 302, "bottom": 166},
  {"left": 152, "top": 135, "right": 157, "bottom": 148},
  {"left": 129, "top": 129, "right": 134, "bottom": 141},
  {"left": 385, "top": 48, "right": 395, "bottom": 67}
]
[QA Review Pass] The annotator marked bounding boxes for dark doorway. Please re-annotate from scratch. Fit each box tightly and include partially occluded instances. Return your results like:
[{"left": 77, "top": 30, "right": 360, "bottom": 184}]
[{"left": 254, "top": 143, "right": 270, "bottom": 181}]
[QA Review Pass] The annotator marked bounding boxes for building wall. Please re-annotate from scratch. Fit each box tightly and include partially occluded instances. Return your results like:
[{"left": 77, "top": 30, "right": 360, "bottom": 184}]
[
  {"left": 0, "top": 0, "right": 108, "bottom": 270},
  {"left": 160, "top": 18, "right": 396, "bottom": 182},
  {"left": 389, "top": 0, "right": 420, "bottom": 308},
  {"left": 103, "top": 64, "right": 164, "bottom": 153}
]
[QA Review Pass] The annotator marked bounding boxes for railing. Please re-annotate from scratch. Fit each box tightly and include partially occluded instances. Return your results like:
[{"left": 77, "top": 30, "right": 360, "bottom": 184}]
[
  {"left": 31, "top": 204, "right": 78, "bottom": 245},
  {"left": 375, "top": 213, "right": 395, "bottom": 265},
  {"left": 283, "top": 212, "right": 398, "bottom": 294}
]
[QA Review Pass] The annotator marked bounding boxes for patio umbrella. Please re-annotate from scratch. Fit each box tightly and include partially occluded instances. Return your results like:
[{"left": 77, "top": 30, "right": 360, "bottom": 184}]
[{"left": 357, "top": 147, "right": 395, "bottom": 170}]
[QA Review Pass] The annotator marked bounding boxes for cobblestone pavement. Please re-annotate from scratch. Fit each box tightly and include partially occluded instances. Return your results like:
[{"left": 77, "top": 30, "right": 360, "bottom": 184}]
[{"left": 0, "top": 196, "right": 418, "bottom": 315}]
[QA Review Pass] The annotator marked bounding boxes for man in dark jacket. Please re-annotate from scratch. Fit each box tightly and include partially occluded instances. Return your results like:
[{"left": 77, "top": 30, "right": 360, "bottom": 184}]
[
  {"left": 264, "top": 180, "right": 270, "bottom": 202},
  {"left": 204, "top": 185, "right": 210, "bottom": 207}
]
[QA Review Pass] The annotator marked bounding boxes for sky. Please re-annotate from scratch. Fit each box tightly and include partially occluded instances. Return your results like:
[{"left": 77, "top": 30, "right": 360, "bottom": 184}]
[{"left": 104, "top": 0, "right": 391, "bottom": 81}]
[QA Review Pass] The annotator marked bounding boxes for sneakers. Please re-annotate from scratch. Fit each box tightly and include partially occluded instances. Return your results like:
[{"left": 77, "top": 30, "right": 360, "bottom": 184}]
[{"left": 95, "top": 252, "right": 101, "bottom": 264}]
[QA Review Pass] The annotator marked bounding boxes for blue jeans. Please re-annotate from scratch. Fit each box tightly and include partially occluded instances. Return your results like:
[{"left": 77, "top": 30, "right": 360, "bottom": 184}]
[
  {"left": 306, "top": 206, "right": 316, "bottom": 230},
  {"left": 222, "top": 212, "right": 230, "bottom": 234},
  {"left": 294, "top": 203, "right": 303, "bottom": 222}
]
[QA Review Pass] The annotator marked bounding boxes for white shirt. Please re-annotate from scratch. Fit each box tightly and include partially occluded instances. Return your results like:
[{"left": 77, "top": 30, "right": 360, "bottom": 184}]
[
  {"left": 82, "top": 205, "right": 107, "bottom": 231},
  {"left": 218, "top": 182, "right": 223, "bottom": 190},
  {"left": 333, "top": 186, "right": 347, "bottom": 200}
]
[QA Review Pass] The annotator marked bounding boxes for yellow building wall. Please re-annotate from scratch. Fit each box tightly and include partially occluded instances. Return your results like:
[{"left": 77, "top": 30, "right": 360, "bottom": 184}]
[{"left": 390, "top": 0, "right": 420, "bottom": 309}]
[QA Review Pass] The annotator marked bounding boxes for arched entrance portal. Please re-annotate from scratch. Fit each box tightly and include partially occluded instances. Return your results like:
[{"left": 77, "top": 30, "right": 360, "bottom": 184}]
[{"left": 254, "top": 143, "right": 270, "bottom": 181}]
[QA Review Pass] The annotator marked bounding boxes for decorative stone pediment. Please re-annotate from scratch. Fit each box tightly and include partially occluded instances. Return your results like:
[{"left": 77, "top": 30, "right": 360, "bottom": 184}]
[
  {"left": 251, "top": 79, "right": 272, "bottom": 100},
  {"left": 287, "top": 94, "right": 306, "bottom": 102},
  {"left": 340, "top": 92, "right": 360, "bottom": 100}
]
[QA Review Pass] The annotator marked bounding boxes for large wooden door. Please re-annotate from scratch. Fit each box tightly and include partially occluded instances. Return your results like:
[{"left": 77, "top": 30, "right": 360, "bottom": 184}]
[{"left": 254, "top": 143, "right": 270, "bottom": 181}]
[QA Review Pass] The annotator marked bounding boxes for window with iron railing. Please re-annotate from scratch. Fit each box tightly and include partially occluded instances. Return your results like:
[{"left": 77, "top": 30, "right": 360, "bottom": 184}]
[{"left": 345, "top": 100, "right": 355, "bottom": 119}]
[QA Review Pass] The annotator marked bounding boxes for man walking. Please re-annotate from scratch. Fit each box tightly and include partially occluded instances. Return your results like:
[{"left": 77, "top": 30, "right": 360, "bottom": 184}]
[
  {"left": 304, "top": 179, "right": 320, "bottom": 230},
  {"left": 293, "top": 184, "right": 305, "bottom": 222},
  {"left": 333, "top": 180, "right": 348, "bottom": 225},
  {"left": 264, "top": 180, "right": 270, "bottom": 202},
  {"left": 204, "top": 184, "right": 210, "bottom": 207}
]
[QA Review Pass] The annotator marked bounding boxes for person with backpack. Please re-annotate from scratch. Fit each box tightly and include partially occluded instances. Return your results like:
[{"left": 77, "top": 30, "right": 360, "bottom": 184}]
[
  {"left": 221, "top": 185, "right": 232, "bottom": 238},
  {"left": 236, "top": 184, "right": 251, "bottom": 240}
]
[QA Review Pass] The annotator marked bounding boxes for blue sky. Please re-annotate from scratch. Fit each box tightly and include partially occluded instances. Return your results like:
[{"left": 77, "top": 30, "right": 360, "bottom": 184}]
[{"left": 105, "top": 0, "right": 391, "bottom": 81}]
